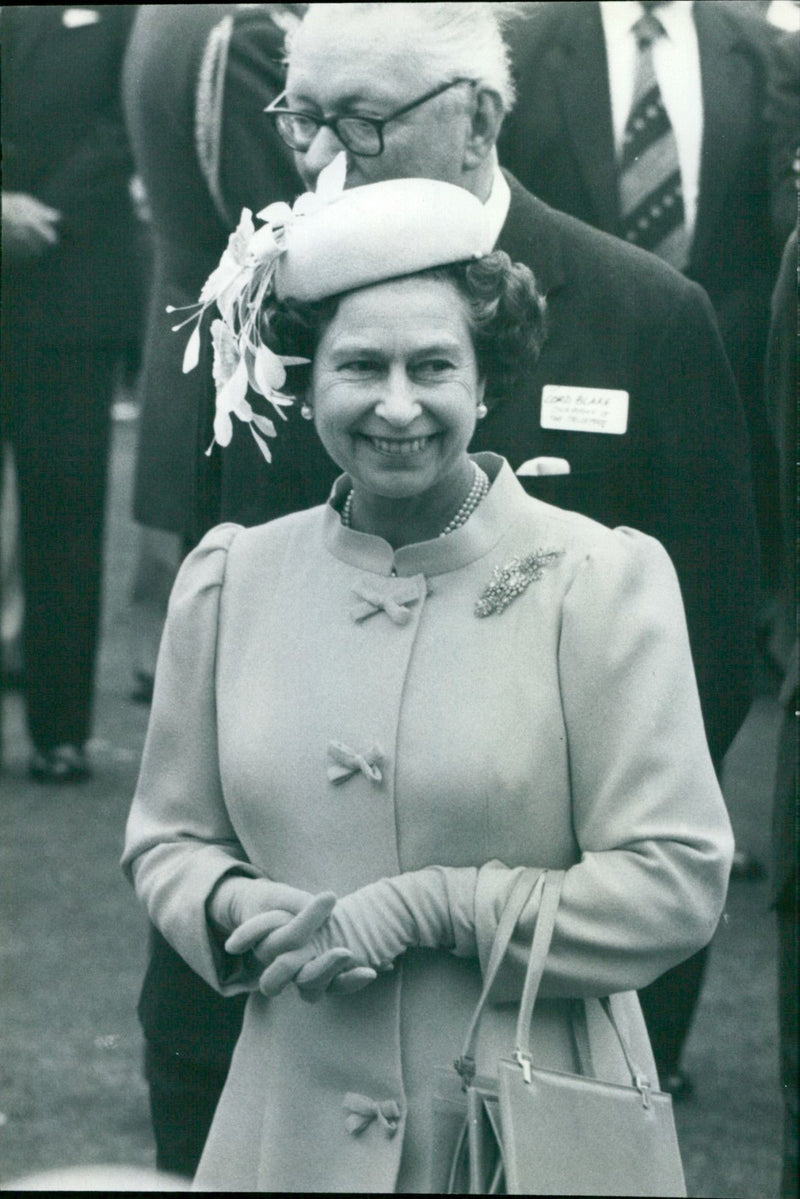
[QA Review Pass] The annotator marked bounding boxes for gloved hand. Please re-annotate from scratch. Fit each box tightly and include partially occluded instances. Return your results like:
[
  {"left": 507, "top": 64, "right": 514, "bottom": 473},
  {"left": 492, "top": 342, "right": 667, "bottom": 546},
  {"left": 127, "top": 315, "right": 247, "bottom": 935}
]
[
  {"left": 208, "top": 872, "right": 329, "bottom": 935},
  {"left": 213, "top": 874, "right": 376, "bottom": 1000},
  {"left": 259, "top": 866, "right": 478, "bottom": 998}
]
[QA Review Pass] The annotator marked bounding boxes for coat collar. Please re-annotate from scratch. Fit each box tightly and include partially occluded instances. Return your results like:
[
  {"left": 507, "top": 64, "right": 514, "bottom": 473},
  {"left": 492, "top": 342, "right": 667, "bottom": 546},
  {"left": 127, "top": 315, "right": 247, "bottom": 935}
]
[
  {"left": 497, "top": 172, "right": 567, "bottom": 296},
  {"left": 322, "top": 454, "right": 533, "bottom": 578}
]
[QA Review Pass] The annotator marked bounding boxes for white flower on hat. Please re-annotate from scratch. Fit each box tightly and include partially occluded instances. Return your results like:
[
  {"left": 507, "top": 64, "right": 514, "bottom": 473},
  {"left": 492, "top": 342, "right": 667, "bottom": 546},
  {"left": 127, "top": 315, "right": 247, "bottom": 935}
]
[{"left": 168, "top": 153, "right": 348, "bottom": 462}]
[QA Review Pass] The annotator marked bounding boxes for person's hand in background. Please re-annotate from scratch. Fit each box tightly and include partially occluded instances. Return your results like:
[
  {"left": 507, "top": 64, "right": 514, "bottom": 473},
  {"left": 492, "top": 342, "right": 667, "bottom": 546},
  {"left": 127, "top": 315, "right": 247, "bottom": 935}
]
[{"left": 2, "top": 192, "right": 61, "bottom": 258}]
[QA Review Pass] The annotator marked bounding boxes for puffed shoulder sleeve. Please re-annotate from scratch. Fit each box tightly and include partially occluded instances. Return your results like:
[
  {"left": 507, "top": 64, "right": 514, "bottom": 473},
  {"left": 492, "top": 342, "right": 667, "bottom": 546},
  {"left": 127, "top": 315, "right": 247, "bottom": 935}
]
[
  {"left": 121, "top": 524, "right": 260, "bottom": 993},
  {"left": 474, "top": 528, "right": 735, "bottom": 1000}
]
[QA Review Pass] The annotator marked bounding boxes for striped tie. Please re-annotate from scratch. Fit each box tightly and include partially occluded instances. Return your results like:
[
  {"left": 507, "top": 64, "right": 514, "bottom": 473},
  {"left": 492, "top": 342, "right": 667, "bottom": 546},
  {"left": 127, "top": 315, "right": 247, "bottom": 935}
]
[{"left": 619, "top": 10, "right": 689, "bottom": 270}]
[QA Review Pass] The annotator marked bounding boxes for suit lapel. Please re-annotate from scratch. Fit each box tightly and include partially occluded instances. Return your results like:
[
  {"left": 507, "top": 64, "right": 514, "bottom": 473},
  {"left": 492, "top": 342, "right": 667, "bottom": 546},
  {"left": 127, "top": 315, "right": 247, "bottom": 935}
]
[
  {"left": 498, "top": 172, "right": 566, "bottom": 296},
  {"left": 692, "top": 4, "right": 751, "bottom": 271},
  {"left": 550, "top": 2, "right": 621, "bottom": 234}
]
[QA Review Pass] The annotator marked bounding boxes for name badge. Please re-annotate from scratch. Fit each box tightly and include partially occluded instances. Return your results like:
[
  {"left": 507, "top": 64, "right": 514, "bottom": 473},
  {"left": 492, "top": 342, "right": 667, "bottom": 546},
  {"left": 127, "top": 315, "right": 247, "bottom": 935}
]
[
  {"left": 63, "top": 8, "right": 101, "bottom": 28},
  {"left": 541, "top": 385, "right": 629, "bottom": 435}
]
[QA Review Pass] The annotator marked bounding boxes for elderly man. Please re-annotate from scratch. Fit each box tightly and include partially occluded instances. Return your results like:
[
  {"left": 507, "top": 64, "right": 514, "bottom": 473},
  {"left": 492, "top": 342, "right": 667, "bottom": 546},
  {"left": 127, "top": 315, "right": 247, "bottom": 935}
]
[
  {"left": 172, "top": 1, "right": 757, "bottom": 1166},
  {"left": 263, "top": 0, "right": 758, "bottom": 770}
]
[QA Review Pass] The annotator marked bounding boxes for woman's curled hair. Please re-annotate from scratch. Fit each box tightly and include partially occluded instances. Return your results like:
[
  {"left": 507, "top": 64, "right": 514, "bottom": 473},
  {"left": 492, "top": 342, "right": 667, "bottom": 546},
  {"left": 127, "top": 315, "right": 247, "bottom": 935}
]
[{"left": 265, "top": 251, "right": 547, "bottom": 403}]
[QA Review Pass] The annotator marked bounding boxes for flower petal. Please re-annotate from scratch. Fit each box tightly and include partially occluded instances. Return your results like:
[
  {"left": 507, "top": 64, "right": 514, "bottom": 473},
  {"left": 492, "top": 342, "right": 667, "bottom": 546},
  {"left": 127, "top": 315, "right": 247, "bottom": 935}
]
[
  {"left": 253, "top": 345, "right": 287, "bottom": 394},
  {"left": 256, "top": 200, "right": 294, "bottom": 229},
  {"left": 294, "top": 151, "right": 348, "bottom": 216},
  {"left": 232, "top": 391, "right": 254, "bottom": 422},
  {"left": 251, "top": 412, "right": 277, "bottom": 440},
  {"left": 266, "top": 391, "right": 294, "bottom": 419},
  {"left": 316, "top": 150, "right": 347, "bottom": 199},
  {"left": 213, "top": 357, "right": 249, "bottom": 445},
  {"left": 211, "top": 319, "right": 240, "bottom": 386},
  {"left": 217, "top": 273, "right": 249, "bottom": 326},
  {"left": 250, "top": 422, "right": 273, "bottom": 464},
  {"left": 213, "top": 405, "right": 233, "bottom": 447},
  {"left": 199, "top": 250, "right": 245, "bottom": 305},
  {"left": 181, "top": 322, "right": 201, "bottom": 374},
  {"left": 228, "top": 208, "right": 255, "bottom": 263}
]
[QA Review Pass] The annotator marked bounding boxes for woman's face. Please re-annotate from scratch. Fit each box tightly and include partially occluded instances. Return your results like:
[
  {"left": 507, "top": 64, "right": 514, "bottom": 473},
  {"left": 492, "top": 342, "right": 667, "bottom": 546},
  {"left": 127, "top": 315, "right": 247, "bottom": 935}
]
[{"left": 309, "top": 275, "right": 484, "bottom": 503}]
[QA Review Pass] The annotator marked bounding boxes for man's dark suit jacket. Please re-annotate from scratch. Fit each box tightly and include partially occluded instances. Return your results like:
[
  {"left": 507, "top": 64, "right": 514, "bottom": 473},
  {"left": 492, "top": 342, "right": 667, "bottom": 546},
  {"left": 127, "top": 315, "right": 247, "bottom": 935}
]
[
  {"left": 499, "top": 1, "right": 779, "bottom": 340},
  {"left": 123, "top": 3, "right": 307, "bottom": 536},
  {"left": 498, "top": 0, "right": 780, "bottom": 566},
  {"left": 1, "top": 4, "right": 141, "bottom": 345}
]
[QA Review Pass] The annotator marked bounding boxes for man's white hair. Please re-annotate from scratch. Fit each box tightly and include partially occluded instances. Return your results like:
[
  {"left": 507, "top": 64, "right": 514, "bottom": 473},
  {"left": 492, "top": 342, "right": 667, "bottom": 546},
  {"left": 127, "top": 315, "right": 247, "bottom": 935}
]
[{"left": 292, "top": 3, "right": 521, "bottom": 112}]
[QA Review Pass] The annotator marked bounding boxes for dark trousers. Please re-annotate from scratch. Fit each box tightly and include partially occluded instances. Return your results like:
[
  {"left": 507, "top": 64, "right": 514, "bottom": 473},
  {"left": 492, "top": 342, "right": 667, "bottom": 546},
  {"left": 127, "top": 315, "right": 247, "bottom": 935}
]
[
  {"left": 144, "top": 1041, "right": 230, "bottom": 1179},
  {"left": 138, "top": 928, "right": 246, "bottom": 1178},
  {"left": 0, "top": 337, "right": 118, "bottom": 749},
  {"left": 774, "top": 702, "right": 798, "bottom": 1199},
  {"left": 638, "top": 946, "right": 710, "bottom": 1077}
]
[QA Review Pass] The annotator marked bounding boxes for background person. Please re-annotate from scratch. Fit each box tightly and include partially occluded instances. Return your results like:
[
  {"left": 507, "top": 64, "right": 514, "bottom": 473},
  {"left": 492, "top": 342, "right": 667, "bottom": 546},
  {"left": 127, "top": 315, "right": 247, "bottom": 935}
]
[
  {"left": 121, "top": 3, "right": 306, "bottom": 1175},
  {"left": 123, "top": 174, "right": 734, "bottom": 1192},
  {"left": 498, "top": 0, "right": 783, "bottom": 599},
  {"left": 0, "top": 4, "right": 141, "bottom": 782}
]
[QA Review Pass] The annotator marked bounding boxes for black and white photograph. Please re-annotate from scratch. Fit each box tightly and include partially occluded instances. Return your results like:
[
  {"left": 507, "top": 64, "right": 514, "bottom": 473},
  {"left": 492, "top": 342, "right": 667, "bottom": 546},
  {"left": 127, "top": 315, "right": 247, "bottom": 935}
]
[{"left": 1, "top": 2, "right": 797, "bottom": 1194}]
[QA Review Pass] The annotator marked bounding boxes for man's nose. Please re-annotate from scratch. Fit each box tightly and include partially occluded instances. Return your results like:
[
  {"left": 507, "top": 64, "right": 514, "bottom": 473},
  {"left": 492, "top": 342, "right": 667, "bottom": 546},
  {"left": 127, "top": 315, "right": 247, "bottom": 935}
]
[
  {"left": 297, "top": 125, "right": 347, "bottom": 188},
  {"left": 374, "top": 371, "right": 423, "bottom": 426}
]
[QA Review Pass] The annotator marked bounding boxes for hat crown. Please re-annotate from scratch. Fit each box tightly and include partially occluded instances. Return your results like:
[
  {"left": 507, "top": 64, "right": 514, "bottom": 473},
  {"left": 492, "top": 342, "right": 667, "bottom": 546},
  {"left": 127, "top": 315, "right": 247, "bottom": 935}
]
[{"left": 274, "top": 176, "right": 493, "bottom": 302}]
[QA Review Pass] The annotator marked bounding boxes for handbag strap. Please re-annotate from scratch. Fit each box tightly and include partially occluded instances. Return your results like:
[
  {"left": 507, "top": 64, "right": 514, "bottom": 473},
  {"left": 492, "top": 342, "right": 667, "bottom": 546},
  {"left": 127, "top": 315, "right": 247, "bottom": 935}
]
[
  {"left": 513, "top": 872, "right": 654, "bottom": 1098},
  {"left": 456, "top": 867, "right": 655, "bottom": 1097},
  {"left": 513, "top": 869, "right": 564, "bottom": 1056},
  {"left": 454, "top": 868, "right": 545, "bottom": 1085}
]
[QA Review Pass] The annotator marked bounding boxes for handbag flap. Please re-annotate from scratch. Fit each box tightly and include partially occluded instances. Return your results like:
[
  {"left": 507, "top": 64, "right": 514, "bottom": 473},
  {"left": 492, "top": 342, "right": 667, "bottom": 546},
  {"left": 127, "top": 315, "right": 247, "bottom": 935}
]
[{"left": 497, "top": 1058, "right": 686, "bottom": 1197}]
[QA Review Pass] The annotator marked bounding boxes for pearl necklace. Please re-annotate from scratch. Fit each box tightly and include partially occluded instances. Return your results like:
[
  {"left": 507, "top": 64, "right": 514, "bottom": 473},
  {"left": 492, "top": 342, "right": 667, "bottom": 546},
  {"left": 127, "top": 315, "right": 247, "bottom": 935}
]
[{"left": 340, "top": 462, "right": 490, "bottom": 538}]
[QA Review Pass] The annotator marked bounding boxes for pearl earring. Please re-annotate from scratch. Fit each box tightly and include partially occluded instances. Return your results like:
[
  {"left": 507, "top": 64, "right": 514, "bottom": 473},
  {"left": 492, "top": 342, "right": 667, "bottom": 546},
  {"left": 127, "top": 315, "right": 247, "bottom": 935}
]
[
  {"left": 300, "top": 402, "right": 314, "bottom": 421},
  {"left": 476, "top": 401, "right": 488, "bottom": 420}
]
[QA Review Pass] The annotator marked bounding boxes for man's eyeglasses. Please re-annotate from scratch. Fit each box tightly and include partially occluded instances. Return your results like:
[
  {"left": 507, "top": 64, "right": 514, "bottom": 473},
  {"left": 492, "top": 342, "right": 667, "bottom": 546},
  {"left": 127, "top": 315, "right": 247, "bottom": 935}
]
[{"left": 264, "top": 78, "right": 478, "bottom": 157}]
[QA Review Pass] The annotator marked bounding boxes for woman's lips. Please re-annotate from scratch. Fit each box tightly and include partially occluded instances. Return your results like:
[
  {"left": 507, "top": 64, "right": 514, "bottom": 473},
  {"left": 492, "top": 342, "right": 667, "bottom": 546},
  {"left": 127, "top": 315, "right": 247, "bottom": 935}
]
[{"left": 362, "top": 434, "right": 438, "bottom": 457}]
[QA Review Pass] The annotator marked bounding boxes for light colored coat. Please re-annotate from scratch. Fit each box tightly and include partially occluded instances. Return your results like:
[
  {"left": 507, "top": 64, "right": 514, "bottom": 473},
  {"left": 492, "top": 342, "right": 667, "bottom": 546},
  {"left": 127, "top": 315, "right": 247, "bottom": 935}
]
[{"left": 122, "top": 454, "right": 733, "bottom": 1192}]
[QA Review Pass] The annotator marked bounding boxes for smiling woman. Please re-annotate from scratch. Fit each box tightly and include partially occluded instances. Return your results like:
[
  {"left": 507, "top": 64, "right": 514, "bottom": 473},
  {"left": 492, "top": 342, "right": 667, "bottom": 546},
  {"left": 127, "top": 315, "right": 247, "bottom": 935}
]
[
  {"left": 122, "top": 173, "right": 733, "bottom": 1192},
  {"left": 267, "top": 257, "right": 545, "bottom": 545}
]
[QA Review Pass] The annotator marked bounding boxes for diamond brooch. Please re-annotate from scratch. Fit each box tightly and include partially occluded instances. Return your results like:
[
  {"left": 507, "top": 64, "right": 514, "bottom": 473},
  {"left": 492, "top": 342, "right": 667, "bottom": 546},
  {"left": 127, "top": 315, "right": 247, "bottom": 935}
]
[{"left": 475, "top": 549, "right": 563, "bottom": 617}]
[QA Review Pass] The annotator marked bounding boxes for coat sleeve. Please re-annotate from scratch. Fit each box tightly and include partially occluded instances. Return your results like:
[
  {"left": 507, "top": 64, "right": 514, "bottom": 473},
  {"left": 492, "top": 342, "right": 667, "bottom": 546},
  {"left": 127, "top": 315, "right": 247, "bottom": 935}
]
[
  {"left": 472, "top": 527, "right": 734, "bottom": 1000},
  {"left": 121, "top": 523, "right": 262, "bottom": 995}
]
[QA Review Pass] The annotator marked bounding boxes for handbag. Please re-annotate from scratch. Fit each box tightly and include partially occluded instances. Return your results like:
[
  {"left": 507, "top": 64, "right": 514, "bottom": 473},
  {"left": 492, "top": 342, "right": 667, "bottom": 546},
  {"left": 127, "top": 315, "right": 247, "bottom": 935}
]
[{"left": 433, "top": 869, "right": 687, "bottom": 1196}]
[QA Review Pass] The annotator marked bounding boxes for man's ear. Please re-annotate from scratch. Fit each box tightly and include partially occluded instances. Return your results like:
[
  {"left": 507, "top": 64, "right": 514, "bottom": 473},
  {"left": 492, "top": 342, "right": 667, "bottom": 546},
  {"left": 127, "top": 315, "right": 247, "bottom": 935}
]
[{"left": 463, "top": 88, "right": 505, "bottom": 169}]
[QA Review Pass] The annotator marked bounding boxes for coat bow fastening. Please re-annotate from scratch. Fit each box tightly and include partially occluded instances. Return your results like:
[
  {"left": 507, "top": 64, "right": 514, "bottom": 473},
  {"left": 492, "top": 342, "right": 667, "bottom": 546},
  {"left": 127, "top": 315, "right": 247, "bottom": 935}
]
[
  {"left": 350, "top": 578, "right": 426, "bottom": 626},
  {"left": 342, "top": 1092, "right": 401, "bottom": 1138},
  {"left": 327, "top": 741, "right": 385, "bottom": 785}
]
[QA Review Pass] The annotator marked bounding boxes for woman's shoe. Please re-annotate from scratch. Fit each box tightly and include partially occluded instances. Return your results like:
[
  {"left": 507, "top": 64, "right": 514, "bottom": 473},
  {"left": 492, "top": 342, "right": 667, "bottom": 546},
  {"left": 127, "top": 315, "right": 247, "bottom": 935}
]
[{"left": 29, "top": 744, "right": 91, "bottom": 784}]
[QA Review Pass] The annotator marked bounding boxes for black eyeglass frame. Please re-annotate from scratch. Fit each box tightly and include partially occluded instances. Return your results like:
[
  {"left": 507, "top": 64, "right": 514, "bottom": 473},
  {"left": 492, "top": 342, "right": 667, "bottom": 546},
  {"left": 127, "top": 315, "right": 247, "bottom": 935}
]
[{"left": 264, "top": 77, "right": 478, "bottom": 157}]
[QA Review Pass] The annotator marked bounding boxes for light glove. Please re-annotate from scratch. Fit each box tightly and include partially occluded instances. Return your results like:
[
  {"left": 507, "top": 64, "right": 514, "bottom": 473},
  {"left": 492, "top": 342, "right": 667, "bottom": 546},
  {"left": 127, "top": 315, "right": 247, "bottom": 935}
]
[
  {"left": 208, "top": 872, "right": 326, "bottom": 934},
  {"left": 260, "top": 866, "right": 479, "bottom": 997},
  {"left": 211, "top": 873, "right": 376, "bottom": 998}
]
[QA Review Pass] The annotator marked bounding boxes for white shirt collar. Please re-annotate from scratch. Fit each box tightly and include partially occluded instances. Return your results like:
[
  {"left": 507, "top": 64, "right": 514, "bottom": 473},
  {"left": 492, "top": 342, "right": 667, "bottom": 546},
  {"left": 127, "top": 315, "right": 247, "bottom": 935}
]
[
  {"left": 483, "top": 156, "right": 511, "bottom": 247},
  {"left": 599, "top": 1, "right": 695, "bottom": 43}
]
